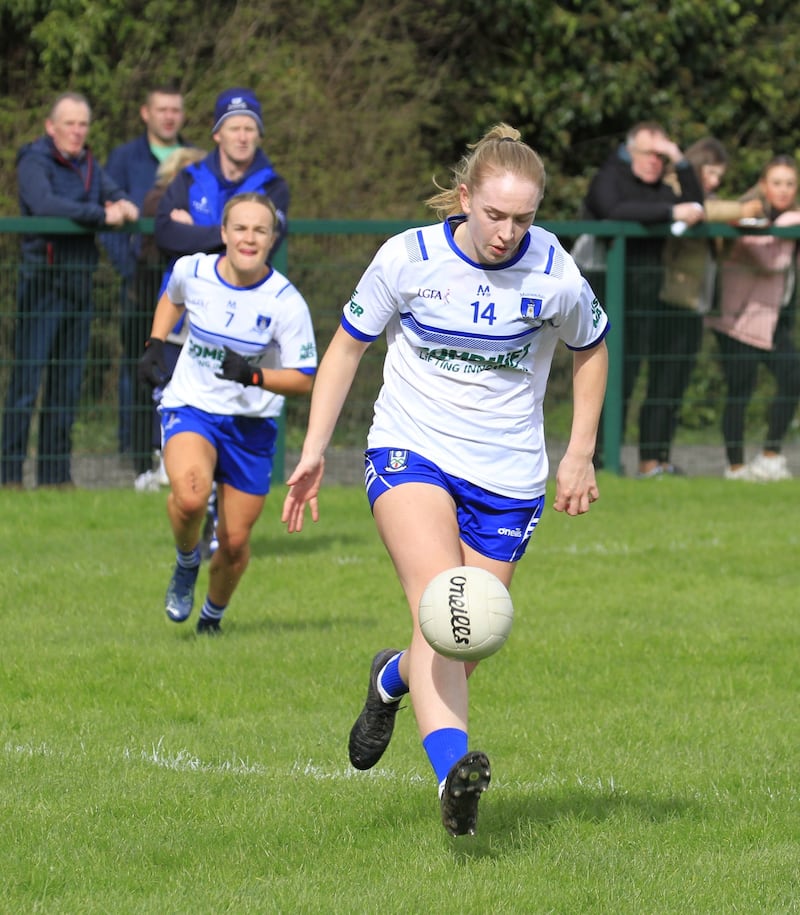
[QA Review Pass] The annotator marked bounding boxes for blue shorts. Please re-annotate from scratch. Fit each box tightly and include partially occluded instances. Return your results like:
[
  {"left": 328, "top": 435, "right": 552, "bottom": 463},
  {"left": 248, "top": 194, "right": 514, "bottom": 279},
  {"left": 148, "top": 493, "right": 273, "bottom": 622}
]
[
  {"left": 364, "top": 448, "right": 545, "bottom": 562},
  {"left": 161, "top": 405, "right": 277, "bottom": 496}
]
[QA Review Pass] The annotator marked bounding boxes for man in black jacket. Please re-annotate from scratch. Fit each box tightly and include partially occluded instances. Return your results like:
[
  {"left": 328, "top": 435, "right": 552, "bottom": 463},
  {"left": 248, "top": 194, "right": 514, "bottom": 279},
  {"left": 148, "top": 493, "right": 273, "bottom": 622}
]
[{"left": 580, "top": 122, "right": 704, "bottom": 473}]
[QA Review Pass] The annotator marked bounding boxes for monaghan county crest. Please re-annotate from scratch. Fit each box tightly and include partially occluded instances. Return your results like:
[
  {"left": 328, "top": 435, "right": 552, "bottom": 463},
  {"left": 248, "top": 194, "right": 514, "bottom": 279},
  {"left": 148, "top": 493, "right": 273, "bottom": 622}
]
[
  {"left": 255, "top": 314, "right": 272, "bottom": 333},
  {"left": 518, "top": 296, "right": 544, "bottom": 327},
  {"left": 385, "top": 449, "right": 409, "bottom": 472}
]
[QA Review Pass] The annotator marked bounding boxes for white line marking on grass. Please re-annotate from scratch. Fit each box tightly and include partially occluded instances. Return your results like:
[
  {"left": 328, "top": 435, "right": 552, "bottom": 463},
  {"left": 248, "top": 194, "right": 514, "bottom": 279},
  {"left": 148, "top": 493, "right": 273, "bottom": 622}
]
[
  {"left": 6, "top": 741, "right": 797, "bottom": 802},
  {"left": 3, "top": 740, "right": 55, "bottom": 757},
  {"left": 130, "top": 737, "right": 269, "bottom": 775}
]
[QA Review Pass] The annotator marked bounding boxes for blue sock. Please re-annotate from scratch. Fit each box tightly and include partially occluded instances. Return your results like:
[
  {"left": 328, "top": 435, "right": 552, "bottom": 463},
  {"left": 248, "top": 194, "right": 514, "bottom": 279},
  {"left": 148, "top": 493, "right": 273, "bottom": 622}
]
[
  {"left": 199, "top": 596, "right": 226, "bottom": 623},
  {"left": 423, "top": 727, "right": 468, "bottom": 785},
  {"left": 177, "top": 546, "right": 200, "bottom": 568},
  {"left": 378, "top": 651, "right": 408, "bottom": 702}
]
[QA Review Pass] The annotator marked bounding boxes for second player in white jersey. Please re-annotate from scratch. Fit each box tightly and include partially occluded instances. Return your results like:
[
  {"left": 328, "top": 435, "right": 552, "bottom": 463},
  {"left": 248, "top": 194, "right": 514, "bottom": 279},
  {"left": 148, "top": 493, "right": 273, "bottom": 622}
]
[
  {"left": 345, "top": 216, "right": 608, "bottom": 497},
  {"left": 138, "top": 193, "right": 317, "bottom": 636},
  {"left": 161, "top": 251, "right": 317, "bottom": 419}
]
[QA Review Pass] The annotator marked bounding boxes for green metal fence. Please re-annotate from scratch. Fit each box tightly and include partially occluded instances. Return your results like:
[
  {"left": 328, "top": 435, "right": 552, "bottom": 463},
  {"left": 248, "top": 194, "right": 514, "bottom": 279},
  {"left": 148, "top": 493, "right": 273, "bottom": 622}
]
[{"left": 1, "top": 217, "right": 798, "bottom": 487}]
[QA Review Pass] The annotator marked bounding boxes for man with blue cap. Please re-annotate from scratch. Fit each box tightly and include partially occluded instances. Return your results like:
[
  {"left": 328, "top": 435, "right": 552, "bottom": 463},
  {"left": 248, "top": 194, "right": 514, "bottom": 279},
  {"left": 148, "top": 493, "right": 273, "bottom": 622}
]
[{"left": 155, "top": 87, "right": 289, "bottom": 262}]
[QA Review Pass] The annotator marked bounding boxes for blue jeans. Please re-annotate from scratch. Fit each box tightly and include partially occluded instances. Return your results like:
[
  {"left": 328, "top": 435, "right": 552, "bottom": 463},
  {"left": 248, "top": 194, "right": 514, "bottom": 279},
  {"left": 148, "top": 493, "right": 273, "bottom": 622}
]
[{"left": 1, "top": 262, "right": 93, "bottom": 485}]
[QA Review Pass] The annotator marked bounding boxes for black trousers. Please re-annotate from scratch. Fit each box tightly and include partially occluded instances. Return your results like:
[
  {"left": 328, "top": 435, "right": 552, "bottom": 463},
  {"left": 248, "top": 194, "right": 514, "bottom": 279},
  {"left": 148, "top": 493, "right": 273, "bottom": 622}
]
[
  {"left": 713, "top": 313, "right": 800, "bottom": 466},
  {"left": 638, "top": 302, "right": 705, "bottom": 463}
]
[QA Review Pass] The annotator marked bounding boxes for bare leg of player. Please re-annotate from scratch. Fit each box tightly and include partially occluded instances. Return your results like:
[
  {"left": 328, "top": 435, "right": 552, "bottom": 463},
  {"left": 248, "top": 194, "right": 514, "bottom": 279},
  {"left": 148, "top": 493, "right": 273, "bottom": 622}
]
[
  {"left": 372, "top": 483, "right": 515, "bottom": 836},
  {"left": 164, "top": 432, "right": 217, "bottom": 550},
  {"left": 161, "top": 433, "right": 216, "bottom": 623},
  {"left": 374, "top": 484, "right": 514, "bottom": 734},
  {"left": 207, "top": 484, "right": 265, "bottom": 607}
]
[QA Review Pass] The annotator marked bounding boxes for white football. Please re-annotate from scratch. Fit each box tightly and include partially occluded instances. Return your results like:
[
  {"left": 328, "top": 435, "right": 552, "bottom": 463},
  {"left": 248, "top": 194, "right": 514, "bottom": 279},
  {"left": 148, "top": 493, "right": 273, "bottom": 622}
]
[{"left": 418, "top": 566, "right": 514, "bottom": 661}]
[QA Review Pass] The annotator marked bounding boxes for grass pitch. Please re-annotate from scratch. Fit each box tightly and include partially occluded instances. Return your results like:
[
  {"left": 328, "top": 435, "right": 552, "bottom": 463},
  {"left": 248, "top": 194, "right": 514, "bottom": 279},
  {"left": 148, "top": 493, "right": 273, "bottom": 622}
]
[{"left": 1, "top": 476, "right": 798, "bottom": 913}]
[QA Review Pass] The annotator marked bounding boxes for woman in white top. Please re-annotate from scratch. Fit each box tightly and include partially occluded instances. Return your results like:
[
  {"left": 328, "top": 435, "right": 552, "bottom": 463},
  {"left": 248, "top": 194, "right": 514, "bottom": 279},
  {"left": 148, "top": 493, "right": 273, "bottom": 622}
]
[
  {"left": 138, "top": 192, "right": 317, "bottom": 633},
  {"left": 282, "top": 125, "right": 609, "bottom": 836}
]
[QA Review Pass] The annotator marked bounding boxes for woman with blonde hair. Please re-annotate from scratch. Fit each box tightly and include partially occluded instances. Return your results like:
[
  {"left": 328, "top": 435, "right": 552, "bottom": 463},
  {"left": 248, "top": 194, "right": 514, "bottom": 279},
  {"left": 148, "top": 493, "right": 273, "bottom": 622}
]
[
  {"left": 282, "top": 124, "right": 609, "bottom": 837},
  {"left": 707, "top": 154, "right": 800, "bottom": 481},
  {"left": 138, "top": 193, "right": 317, "bottom": 631}
]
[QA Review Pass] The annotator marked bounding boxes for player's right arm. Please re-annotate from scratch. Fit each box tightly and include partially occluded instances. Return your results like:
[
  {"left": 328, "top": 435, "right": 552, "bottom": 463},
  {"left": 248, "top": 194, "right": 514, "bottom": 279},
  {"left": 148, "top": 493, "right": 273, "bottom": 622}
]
[{"left": 282, "top": 325, "right": 370, "bottom": 532}]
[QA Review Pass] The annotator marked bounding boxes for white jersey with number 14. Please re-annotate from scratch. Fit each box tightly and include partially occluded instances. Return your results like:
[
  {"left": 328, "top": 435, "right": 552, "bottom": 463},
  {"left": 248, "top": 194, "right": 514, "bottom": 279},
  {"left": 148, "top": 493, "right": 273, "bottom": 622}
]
[{"left": 342, "top": 217, "right": 609, "bottom": 498}]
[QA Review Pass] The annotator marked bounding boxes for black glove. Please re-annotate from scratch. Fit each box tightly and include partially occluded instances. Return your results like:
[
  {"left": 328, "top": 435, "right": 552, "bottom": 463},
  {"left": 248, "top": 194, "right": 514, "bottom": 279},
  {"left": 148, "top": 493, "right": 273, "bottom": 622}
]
[
  {"left": 215, "top": 346, "right": 263, "bottom": 387},
  {"left": 137, "top": 337, "right": 167, "bottom": 388}
]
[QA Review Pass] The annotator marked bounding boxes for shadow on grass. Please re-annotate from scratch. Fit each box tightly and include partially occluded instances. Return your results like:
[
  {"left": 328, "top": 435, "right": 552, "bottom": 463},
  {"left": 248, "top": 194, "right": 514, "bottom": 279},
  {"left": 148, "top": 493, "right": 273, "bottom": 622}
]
[
  {"left": 248, "top": 530, "right": 369, "bottom": 559},
  {"left": 449, "top": 786, "right": 702, "bottom": 860},
  {"left": 170, "top": 612, "right": 378, "bottom": 641}
]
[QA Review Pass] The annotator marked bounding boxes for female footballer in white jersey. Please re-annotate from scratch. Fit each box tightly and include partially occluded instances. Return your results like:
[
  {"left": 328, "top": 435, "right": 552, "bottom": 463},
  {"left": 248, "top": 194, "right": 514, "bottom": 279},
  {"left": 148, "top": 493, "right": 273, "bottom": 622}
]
[
  {"left": 138, "top": 193, "right": 317, "bottom": 634},
  {"left": 282, "top": 125, "right": 609, "bottom": 836}
]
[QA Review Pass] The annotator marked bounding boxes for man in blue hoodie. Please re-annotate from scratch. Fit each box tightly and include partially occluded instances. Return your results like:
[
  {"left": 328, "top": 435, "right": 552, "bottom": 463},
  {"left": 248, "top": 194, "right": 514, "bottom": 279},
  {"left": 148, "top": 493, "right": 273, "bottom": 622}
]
[
  {"left": 1, "top": 92, "right": 138, "bottom": 488},
  {"left": 154, "top": 88, "right": 289, "bottom": 263}
]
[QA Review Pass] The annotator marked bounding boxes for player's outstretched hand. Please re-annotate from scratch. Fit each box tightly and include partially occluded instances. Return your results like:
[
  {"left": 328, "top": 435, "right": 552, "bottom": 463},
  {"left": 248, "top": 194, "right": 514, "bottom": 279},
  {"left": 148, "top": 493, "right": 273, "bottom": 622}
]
[
  {"left": 282, "top": 457, "right": 325, "bottom": 533},
  {"left": 216, "top": 347, "right": 264, "bottom": 387},
  {"left": 137, "top": 337, "right": 167, "bottom": 388},
  {"left": 553, "top": 450, "right": 599, "bottom": 516}
]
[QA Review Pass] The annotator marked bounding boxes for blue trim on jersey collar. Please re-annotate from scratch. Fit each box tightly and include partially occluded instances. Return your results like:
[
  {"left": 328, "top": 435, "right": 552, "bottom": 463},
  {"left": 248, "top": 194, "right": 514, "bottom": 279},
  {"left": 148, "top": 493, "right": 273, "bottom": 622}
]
[
  {"left": 214, "top": 254, "right": 273, "bottom": 290},
  {"left": 444, "top": 215, "right": 531, "bottom": 269}
]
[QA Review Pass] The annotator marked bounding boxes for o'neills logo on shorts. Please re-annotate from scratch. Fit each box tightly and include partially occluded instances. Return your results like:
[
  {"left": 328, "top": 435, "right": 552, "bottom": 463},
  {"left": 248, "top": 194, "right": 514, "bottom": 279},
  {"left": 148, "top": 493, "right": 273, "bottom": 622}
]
[{"left": 447, "top": 573, "right": 470, "bottom": 646}]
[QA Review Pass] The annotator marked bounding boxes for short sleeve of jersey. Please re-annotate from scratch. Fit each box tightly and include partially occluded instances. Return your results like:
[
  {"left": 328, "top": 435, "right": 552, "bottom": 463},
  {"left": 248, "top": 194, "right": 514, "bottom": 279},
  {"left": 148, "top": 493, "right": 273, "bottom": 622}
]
[
  {"left": 267, "top": 279, "right": 318, "bottom": 371},
  {"left": 165, "top": 253, "right": 202, "bottom": 304},
  {"left": 341, "top": 234, "right": 406, "bottom": 340},
  {"left": 559, "top": 272, "right": 609, "bottom": 351}
]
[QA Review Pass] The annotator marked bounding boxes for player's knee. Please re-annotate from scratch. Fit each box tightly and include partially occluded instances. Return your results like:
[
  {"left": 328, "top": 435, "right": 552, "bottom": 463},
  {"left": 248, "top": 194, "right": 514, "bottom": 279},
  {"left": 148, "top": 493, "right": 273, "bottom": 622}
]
[
  {"left": 172, "top": 473, "right": 212, "bottom": 517},
  {"left": 216, "top": 527, "right": 250, "bottom": 559}
]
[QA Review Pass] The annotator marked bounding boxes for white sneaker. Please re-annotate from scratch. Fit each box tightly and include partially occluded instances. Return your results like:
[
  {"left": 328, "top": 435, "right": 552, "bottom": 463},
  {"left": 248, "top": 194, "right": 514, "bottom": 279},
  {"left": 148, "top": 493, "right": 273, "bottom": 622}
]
[
  {"left": 747, "top": 453, "right": 791, "bottom": 482},
  {"left": 134, "top": 469, "right": 161, "bottom": 493},
  {"left": 155, "top": 452, "right": 170, "bottom": 487},
  {"left": 724, "top": 465, "right": 759, "bottom": 481}
]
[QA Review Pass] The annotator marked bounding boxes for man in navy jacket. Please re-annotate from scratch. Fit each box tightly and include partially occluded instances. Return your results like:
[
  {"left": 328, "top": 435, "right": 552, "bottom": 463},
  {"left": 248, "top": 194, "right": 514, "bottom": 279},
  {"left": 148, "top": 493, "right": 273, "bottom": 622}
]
[
  {"left": 102, "top": 87, "right": 187, "bottom": 459},
  {"left": 1, "top": 92, "right": 138, "bottom": 488}
]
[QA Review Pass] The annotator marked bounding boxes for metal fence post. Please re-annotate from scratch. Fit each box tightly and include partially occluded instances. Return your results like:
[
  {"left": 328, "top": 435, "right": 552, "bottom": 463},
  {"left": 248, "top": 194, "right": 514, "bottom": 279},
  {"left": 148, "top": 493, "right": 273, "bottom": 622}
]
[
  {"left": 271, "top": 238, "right": 288, "bottom": 483},
  {"left": 602, "top": 234, "right": 626, "bottom": 474}
]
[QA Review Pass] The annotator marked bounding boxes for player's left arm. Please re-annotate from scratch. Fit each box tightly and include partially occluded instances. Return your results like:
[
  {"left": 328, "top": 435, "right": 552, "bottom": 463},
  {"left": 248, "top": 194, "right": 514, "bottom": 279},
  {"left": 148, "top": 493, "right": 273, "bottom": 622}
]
[
  {"left": 553, "top": 339, "right": 608, "bottom": 516},
  {"left": 254, "top": 363, "right": 315, "bottom": 396}
]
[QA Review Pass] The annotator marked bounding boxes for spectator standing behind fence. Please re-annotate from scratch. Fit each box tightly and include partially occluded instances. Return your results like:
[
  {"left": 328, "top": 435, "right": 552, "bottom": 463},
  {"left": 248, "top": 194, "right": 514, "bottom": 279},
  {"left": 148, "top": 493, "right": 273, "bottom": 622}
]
[
  {"left": 131, "top": 146, "right": 207, "bottom": 493},
  {"left": 638, "top": 137, "right": 766, "bottom": 478},
  {"left": 137, "top": 193, "right": 317, "bottom": 634},
  {"left": 1, "top": 92, "right": 139, "bottom": 490},
  {"left": 706, "top": 155, "right": 800, "bottom": 482},
  {"left": 154, "top": 87, "right": 289, "bottom": 266},
  {"left": 579, "top": 122, "right": 704, "bottom": 469},
  {"left": 102, "top": 86, "right": 187, "bottom": 464}
]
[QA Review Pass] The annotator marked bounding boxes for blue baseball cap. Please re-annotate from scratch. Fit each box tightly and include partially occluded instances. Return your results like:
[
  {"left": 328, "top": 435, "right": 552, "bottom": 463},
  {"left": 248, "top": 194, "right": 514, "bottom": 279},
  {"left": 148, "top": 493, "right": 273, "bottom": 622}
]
[{"left": 212, "top": 88, "right": 263, "bottom": 135}]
